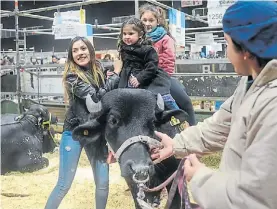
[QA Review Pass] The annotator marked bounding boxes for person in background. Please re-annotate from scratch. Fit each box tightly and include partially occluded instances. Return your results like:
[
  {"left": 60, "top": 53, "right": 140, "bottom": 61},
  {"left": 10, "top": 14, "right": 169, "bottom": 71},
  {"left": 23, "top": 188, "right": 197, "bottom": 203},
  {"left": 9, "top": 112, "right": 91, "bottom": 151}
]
[
  {"left": 51, "top": 55, "right": 59, "bottom": 64},
  {"left": 152, "top": 1, "right": 277, "bottom": 208},
  {"left": 103, "top": 54, "right": 112, "bottom": 61},
  {"left": 45, "top": 36, "right": 120, "bottom": 209},
  {"left": 1, "top": 58, "right": 6, "bottom": 65}
]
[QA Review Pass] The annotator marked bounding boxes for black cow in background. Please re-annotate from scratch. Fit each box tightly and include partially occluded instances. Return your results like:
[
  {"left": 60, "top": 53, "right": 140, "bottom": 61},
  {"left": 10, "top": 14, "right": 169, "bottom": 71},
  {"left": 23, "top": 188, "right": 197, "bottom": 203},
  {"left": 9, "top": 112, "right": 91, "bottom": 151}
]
[
  {"left": 73, "top": 89, "right": 190, "bottom": 209},
  {"left": 1, "top": 104, "right": 58, "bottom": 175}
]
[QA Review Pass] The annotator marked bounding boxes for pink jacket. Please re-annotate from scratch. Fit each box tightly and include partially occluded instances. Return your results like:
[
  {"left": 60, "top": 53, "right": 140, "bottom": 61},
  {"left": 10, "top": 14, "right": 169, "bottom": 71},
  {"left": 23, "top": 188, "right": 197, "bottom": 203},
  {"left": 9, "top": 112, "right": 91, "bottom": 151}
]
[{"left": 153, "top": 35, "right": 176, "bottom": 75}]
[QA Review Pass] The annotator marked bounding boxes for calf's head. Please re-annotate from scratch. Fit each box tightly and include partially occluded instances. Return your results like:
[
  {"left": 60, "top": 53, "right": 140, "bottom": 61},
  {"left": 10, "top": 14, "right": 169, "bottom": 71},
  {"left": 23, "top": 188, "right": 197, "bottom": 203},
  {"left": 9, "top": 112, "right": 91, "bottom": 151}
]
[
  {"left": 73, "top": 89, "right": 163, "bottom": 180},
  {"left": 72, "top": 89, "right": 189, "bottom": 182},
  {"left": 23, "top": 104, "right": 58, "bottom": 152},
  {"left": 26, "top": 104, "right": 58, "bottom": 125}
]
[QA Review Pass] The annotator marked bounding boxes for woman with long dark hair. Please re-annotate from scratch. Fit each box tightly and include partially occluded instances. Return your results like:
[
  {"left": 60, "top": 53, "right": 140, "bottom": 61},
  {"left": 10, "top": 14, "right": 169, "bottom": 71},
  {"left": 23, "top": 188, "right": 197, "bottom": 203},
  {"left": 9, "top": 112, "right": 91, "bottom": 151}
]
[{"left": 45, "top": 36, "right": 120, "bottom": 209}]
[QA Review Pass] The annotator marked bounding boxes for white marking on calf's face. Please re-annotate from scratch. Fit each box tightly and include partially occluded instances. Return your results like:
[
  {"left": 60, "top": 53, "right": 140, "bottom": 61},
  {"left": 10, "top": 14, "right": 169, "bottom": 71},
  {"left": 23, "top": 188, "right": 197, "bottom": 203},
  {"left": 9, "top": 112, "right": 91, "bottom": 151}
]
[{"left": 27, "top": 150, "right": 32, "bottom": 156}]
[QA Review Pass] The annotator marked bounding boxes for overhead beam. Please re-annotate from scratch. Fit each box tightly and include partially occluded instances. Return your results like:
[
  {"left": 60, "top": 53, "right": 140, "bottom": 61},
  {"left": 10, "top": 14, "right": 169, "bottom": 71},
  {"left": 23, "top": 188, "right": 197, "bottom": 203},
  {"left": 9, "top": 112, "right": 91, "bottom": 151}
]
[
  {"left": 1, "top": 0, "right": 111, "bottom": 18},
  {"left": 94, "top": 25, "right": 121, "bottom": 31},
  {"left": 93, "top": 36, "right": 118, "bottom": 39},
  {"left": 1, "top": 28, "right": 53, "bottom": 35},
  {"left": 145, "top": 0, "right": 208, "bottom": 24},
  {"left": 18, "top": 13, "right": 54, "bottom": 21},
  {"left": 94, "top": 32, "right": 119, "bottom": 36},
  {"left": 185, "top": 36, "right": 194, "bottom": 40},
  {"left": 185, "top": 26, "right": 222, "bottom": 31},
  {"left": 186, "top": 37, "right": 225, "bottom": 41},
  {"left": 186, "top": 30, "right": 224, "bottom": 35},
  {"left": 95, "top": 23, "right": 122, "bottom": 27},
  {"left": 1, "top": 10, "right": 12, "bottom": 13}
]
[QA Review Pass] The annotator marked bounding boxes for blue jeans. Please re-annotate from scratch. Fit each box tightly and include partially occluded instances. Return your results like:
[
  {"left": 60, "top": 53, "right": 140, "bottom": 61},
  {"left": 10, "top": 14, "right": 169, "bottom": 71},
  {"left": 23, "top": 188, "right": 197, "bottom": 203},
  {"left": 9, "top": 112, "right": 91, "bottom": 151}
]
[
  {"left": 45, "top": 131, "right": 109, "bottom": 209},
  {"left": 162, "top": 94, "right": 180, "bottom": 110}
]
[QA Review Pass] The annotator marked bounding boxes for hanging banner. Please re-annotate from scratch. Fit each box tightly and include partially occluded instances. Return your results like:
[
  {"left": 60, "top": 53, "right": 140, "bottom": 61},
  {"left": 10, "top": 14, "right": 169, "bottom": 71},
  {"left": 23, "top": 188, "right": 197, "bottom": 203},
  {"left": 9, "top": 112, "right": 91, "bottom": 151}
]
[
  {"left": 181, "top": 0, "right": 203, "bottom": 7},
  {"left": 53, "top": 9, "right": 86, "bottom": 25},
  {"left": 195, "top": 33, "right": 214, "bottom": 46},
  {"left": 52, "top": 9, "right": 93, "bottom": 41},
  {"left": 168, "top": 9, "right": 186, "bottom": 47},
  {"left": 53, "top": 23, "right": 93, "bottom": 40},
  {"left": 207, "top": 0, "right": 236, "bottom": 8}
]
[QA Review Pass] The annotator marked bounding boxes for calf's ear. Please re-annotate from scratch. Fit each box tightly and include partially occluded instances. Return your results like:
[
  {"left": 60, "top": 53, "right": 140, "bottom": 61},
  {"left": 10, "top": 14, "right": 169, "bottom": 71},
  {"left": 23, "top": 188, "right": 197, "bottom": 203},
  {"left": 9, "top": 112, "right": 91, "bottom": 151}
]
[
  {"left": 155, "top": 109, "right": 189, "bottom": 125},
  {"left": 155, "top": 93, "right": 164, "bottom": 112},
  {"left": 72, "top": 119, "right": 102, "bottom": 146}
]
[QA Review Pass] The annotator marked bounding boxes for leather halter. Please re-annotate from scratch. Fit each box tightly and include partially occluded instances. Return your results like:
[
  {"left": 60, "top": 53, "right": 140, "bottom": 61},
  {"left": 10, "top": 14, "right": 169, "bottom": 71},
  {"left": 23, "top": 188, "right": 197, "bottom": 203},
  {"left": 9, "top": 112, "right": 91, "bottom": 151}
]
[{"left": 108, "top": 135, "right": 162, "bottom": 162}]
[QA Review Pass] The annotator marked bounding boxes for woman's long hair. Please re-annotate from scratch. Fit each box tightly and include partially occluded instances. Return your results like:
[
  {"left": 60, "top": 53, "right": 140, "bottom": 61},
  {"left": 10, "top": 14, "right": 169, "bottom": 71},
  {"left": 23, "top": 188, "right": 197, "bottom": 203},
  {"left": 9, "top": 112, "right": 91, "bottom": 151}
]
[{"left": 63, "top": 36, "right": 105, "bottom": 103}]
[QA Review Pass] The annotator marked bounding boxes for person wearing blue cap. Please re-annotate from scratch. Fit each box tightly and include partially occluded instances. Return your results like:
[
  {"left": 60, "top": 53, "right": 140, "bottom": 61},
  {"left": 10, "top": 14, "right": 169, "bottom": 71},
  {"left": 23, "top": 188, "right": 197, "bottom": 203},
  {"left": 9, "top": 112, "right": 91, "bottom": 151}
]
[{"left": 151, "top": 1, "right": 277, "bottom": 208}]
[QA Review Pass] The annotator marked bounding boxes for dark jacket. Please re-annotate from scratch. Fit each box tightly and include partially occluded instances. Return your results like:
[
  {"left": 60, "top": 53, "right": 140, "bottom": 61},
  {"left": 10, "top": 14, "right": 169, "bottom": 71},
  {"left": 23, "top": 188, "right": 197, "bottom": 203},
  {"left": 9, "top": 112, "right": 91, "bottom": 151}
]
[
  {"left": 118, "top": 43, "right": 171, "bottom": 95},
  {"left": 63, "top": 62, "right": 119, "bottom": 132}
]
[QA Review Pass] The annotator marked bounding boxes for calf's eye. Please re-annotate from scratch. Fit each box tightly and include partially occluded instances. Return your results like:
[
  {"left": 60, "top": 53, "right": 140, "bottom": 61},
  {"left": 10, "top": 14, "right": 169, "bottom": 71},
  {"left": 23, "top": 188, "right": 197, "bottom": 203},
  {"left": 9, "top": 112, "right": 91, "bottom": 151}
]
[{"left": 108, "top": 115, "right": 118, "bottom": 126}]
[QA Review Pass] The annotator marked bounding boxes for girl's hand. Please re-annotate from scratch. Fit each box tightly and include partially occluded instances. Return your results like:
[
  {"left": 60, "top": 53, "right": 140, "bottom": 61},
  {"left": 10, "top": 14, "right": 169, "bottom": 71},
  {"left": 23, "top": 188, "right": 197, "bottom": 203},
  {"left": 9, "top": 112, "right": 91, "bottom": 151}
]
[
  {"left": 106, "top": 70, "right": 114, "bottom": 79},
  {"left": 129, "top": 76, "right": 140, "bottom": 88},
  {"left": 113, "top": 59, "right": 123, "bottom": 75}
]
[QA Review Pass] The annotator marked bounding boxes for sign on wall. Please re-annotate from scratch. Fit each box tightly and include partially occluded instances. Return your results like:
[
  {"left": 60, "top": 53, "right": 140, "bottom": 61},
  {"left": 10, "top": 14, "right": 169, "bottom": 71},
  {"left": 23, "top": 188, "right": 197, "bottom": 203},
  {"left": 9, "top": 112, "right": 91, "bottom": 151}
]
[
  {"left": 20, "top": 72, "right": 64, "bottom": 94},
  {"left": 53, "top": 9, "right": 86, "bottom": 25},
  {"left": 53, "top": 23, "right": 93, "bottom": 40},
  {"left": 195, "top": 33, "right": 214, "bottom": 46},
  {"left": 181, "top": 0, "right": 203, "bottom": 7},
  {"left": 52, "top": 9, "right": 93, "bottom": 41},
  {"left": 207, "top": 7, "right": 226, "bottom": 27},
  {"left": 207, "top": 0, "right": 236, "bottom": 27},
  {"left": 168, "top": 9, "right": 186, "bottom": 47},
  {"left": 211, "top": 43, "right": 223, "bottom": 52}
]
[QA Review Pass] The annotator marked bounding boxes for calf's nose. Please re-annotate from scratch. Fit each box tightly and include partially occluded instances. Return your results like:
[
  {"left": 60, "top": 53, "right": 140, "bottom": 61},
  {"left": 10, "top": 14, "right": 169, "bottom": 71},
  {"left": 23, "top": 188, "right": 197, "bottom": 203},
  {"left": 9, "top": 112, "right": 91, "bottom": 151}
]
[
  {"left": 132, "top": 165, "right": 150, "bottom": 182},
  {"left": 131, "top": 159, "right": 153, "bottom": 182}
]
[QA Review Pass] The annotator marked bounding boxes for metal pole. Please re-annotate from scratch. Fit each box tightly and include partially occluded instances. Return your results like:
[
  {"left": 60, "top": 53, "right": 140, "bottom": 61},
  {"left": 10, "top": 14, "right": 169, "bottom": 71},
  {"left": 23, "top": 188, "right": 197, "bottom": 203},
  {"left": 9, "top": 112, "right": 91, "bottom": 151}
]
[
  {"left": 185, "top": 36, "right": 194, "bottom": 40},
  {"left": 185, "top": 26, "right": 222, "bottom": 31},
  {"left": 172, "top": 72, "right": 237, "bottom": 77},
  {"left": 93, "top": 32, "right": 119, "bottom": 36},
  {"left": 186, "top": 30, "right": 223, "bottom": 35},
  {"left": 96, "top": 23, "right": 122, "bottom": 27},
  {"left": 145, "top": 0, "right": 208, "bottom": 24},
  {"left": 18, "top": 13, "right": 54, "bottom": 21},
  {"left": 15, "top": 0, "right": 22, "bottom": 113},
  {"left": 1, "top": 28, "right": 53, "bottom": 35},
  {"left": 92, "top": 25, "right": 120, "bottom": 31},
  {"left": 93, "top": 36, "right": 118, "bottom": 40},
  {"left": 23, "top": 28, "right": 27, "bottom": 64},
  {"left": 135, "top": 0, "right": 139, "bottom": 18},
  {"left": 1, "top": 0, "right": 111, "bottom": 17},
  {"left": 185, "top": 37, "right": 225, "bottom": 41},
  {"left": 37, "top": 67, "right": 40, "bottom": 104}
]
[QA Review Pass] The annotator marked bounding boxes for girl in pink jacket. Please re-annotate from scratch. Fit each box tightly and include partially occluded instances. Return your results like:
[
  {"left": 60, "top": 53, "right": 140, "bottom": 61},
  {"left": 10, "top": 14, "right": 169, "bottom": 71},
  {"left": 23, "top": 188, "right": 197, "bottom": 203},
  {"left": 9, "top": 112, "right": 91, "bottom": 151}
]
[
  {"left": 140, "top": 4, "right": 175, "bottom": 75},
  {"left": 140, "top": 4, "right": 196, "bottom": 126}
]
